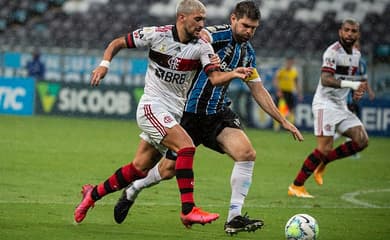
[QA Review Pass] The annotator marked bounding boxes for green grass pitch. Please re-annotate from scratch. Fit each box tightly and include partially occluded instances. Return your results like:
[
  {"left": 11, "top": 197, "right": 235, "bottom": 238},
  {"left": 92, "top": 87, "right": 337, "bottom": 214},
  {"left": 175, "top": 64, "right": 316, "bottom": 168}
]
[{"left": 0, "top": 115, "right": 389, "bottom": 240}]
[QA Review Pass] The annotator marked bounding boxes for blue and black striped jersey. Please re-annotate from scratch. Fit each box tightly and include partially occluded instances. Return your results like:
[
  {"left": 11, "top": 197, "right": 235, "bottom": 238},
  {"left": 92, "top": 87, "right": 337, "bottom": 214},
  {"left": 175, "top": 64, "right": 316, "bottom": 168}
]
[{"left": 184, "top": 24, "right": 258, "bottom": 115}]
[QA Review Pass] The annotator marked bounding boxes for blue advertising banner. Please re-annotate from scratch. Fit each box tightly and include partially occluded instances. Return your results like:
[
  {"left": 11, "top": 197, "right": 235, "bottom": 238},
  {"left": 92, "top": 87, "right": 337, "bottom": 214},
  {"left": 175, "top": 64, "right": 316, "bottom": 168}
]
[{"left": 0, "top": 77, "right": 35, "bottom": 115}]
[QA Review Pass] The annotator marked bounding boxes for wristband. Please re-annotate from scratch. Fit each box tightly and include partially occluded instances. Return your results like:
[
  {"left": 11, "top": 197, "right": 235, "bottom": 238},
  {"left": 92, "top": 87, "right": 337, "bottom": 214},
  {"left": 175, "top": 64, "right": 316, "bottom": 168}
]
[
  {"left": 99, "top": 60, "right": 110, "bottom": 68},
  {"left": 340, "top": 80, "right": 360, "bottom": 90}
]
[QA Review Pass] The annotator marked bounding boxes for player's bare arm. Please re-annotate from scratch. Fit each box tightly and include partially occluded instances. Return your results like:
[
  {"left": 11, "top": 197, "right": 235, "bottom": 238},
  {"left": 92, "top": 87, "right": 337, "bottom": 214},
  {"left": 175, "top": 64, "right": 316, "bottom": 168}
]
[
  {"left": 90, "top": 37, "right": 127, "bottom": 86},
  {"left": 321, "top": 71, "right": 367, "bottom": 91},
  {"left": 247, "top": 81, "right": 304, "bottom": 141},
  {"left": 207, "top": 67, "right": 253, "bottom": 86}
]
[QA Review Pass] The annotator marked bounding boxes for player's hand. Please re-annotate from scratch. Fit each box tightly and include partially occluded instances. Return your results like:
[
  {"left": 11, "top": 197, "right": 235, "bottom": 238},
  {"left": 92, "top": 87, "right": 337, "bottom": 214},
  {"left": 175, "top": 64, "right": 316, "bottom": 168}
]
[
  {"left": 281, "top": 120, "right": 304, "bottom": 142},
  {"left": 209, "top": 54, "right": 221, "bottom": 66},
  {"left": 90, "top": 66, "right": 108, "bottom": 86},
  {"left": 353, "top": 81, "right": 367, "bottom": 101},
  {"left": 234, "top": 67, "right": 253, "bottom": 80}
]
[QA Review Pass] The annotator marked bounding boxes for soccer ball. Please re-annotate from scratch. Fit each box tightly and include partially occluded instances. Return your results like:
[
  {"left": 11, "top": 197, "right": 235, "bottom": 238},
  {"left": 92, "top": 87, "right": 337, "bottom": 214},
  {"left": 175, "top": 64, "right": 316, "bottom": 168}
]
[{"left": 285, "top": 214, "right": 319, "bottom": 240}]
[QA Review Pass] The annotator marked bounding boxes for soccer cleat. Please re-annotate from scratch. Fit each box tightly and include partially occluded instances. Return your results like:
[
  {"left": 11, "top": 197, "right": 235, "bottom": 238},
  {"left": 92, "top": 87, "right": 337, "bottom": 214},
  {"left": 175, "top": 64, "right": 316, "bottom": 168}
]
[
  {"left": 314, "top": 162, "right": 326, "bottom": 186},
  {"left": 224, "top": 213, "right": 264, "bottom": 235},
  {"left": 114, "top": 188, "right": 134, "bottom": 224},
  {"left": 288, "top": 184, "right": 314, "bottom": 198},
  {"left": 180, "top": 207, "right": 219, "bottom": 228},
  {"left": 74, "top": 184, "right": 95, "bottom": 223}
]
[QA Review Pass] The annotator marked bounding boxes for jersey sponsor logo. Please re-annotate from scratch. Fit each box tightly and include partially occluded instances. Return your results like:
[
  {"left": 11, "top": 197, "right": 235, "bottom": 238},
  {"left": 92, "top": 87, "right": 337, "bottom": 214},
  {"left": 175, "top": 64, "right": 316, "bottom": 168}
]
[
  {"left": 325, "top": 57, "right": 336, "bottom": 67},
  {"left": 133, "top": 29, "right": 144, "bottom": 39},
  {"left": 155, "top": 67, "right": 186, "bottom": 84},
  {"left": 159, "top": 44, "right": 167, "bottom": 52}
]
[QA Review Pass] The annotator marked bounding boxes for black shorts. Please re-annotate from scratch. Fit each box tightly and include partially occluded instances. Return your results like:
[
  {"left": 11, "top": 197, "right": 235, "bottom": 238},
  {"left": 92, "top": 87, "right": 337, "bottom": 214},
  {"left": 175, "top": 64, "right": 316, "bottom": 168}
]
[
  {"left": 166, "top": 107, "right": 243, "bottom": 160},
  {"left": 281, "top": 91, "right": 295, "bottom": 110}
]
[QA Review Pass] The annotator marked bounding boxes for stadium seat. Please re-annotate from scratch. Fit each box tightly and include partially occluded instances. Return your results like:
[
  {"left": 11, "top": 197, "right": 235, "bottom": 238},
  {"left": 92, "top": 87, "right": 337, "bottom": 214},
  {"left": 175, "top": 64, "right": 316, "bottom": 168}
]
[{"left": 0, "top": 0, "right": 388, "bottom": 58}]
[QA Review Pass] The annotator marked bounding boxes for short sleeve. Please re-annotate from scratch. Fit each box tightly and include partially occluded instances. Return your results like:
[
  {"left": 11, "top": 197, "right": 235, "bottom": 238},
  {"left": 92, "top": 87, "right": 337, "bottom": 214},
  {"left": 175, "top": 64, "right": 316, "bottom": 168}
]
[
  {"left": 125, "top": 26, "right": 158, "bottom": 48},
  {"left": 199, "top": 39, "right": 219, "bottom": 74},
  {"left": 321, "top": 49, "right": 337, "bottom": 74}
]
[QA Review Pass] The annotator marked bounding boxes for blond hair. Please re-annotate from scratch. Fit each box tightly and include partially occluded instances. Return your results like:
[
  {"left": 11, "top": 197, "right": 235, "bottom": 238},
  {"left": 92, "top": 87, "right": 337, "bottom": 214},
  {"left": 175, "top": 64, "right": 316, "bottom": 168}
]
[{"left": 176, "top": 0, "right": 206, "bottom": 16}]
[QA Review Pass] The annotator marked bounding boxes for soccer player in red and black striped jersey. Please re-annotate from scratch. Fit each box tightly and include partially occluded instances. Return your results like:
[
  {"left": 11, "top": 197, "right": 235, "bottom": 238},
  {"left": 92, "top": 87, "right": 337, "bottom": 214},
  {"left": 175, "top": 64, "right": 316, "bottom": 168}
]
[
  {"left": 288, "top": 19, "right": 369, "bottom": 198},
  {"left": 74, "top": 0, "right": 253, "bottom": 227}
]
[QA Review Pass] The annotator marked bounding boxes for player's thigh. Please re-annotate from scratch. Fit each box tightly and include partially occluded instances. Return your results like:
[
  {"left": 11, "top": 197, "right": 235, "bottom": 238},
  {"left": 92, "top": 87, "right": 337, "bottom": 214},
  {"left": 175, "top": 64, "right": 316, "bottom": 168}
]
[
  {"left": 338, "top": 112, "right": 365, "bottom": 139},
  {"left": 162, "top": 124, "right": 194, "bottom": 152},
  {"left": 216, "top": 127, "right": 256, "bottom": 161},
  {"left": 343, "top": 125, "right": 369, "bottom": 147},
  {"left": 137, "top": 102, "right": 191, "bottom": 153}
]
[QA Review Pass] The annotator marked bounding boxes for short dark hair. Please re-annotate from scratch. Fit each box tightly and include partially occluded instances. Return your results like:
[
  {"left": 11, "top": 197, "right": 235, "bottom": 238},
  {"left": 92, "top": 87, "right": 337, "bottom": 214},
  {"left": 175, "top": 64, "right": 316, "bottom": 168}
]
[{"left": 232, "top": 1, "right": 261, "bottom": 20}]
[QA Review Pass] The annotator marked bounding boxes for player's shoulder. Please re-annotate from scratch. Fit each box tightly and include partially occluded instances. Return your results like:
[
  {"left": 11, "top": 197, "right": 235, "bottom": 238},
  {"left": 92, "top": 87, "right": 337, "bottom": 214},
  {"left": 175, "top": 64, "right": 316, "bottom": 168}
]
[
  {"left": 205, "top": 24, "right": 231, "bottom": 33},
  {"left": 352, "top": 46, "right": 361, "bottom": 57},
  {"left": 153, "top": 25, "right": 174, "bottom": 32},
  {"left": 323, "top": 41, "right": 340, "bottom": 57},
  {"left": 245, "top": 41, "right": 256, "bottom": 53},
  {"left": 205, "top": 24, "right": 232, "bottom": 42},
  {"left": 327, "top": 41, "right": 342, "bottom": 52},
  {"left": 140, "top": 25, "right": 173, "bottom": 36}
]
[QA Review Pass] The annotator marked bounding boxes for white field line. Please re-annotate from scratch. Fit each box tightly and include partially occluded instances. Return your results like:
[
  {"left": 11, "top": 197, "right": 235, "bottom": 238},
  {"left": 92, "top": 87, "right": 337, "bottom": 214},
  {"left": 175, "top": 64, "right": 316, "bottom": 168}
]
[{"left": 340, "top": 188, "right": 390, "bottom": 208}]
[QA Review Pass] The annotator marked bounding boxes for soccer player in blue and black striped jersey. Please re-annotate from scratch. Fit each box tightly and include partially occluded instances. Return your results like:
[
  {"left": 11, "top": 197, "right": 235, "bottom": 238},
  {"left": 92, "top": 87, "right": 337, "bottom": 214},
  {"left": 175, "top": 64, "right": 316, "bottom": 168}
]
[{"left": 114, "top": 1, "right": 304, "bottom": 234}]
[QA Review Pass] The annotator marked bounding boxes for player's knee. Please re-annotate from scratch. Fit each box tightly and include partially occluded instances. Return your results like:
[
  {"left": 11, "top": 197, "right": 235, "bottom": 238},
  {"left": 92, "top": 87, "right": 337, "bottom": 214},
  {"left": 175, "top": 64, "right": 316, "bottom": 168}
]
[
  {"left": 235, "top": 148, "right": 256, "bottom": 161},
  {"left": 358, "top": 135, "right": 369, "bottom": 150}
]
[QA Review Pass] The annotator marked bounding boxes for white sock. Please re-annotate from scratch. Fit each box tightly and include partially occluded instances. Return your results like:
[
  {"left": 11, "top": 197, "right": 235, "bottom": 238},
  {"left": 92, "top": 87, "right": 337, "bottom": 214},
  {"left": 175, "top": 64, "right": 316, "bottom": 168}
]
[
  {"left": 126, "top": 162, "right": 162, "bottom": 201},
  {"left": 227, "top": 161, "right": 254, "bottom": 222}
]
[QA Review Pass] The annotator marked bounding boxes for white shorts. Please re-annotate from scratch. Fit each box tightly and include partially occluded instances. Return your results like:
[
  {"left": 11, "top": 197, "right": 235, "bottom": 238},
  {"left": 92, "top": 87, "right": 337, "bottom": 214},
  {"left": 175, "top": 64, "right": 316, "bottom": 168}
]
[
  {"left": 136, "top": 100, "right": 181, "bottom": 154},
  {"left": 313, "top": 108, "right": 362, "bottom": 136}
]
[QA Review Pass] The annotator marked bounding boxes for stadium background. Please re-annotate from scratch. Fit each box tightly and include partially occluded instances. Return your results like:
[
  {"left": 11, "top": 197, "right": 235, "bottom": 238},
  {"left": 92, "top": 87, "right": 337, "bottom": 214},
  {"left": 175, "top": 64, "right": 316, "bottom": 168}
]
[{"left": 1, "top": 0, "right": 390, "bottom": 136}]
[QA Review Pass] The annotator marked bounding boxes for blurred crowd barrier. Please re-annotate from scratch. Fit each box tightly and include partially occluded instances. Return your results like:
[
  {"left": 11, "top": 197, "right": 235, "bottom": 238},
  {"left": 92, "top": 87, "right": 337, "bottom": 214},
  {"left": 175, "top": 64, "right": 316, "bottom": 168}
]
[{"left": 1, "top": 50, "right": 389, "bottom": 137}]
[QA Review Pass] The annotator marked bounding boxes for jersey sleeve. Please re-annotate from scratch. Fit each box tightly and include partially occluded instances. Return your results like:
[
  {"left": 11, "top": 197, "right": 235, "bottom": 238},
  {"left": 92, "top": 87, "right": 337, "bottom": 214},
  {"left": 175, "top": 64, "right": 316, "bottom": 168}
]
[
  {"left": 321, "top": 48, "right": 337, "bottom": 74},
  {"left": 198, "top": 39, "right": 220, "bottom": 74},
  {"left": 125, "top": 26, "right": 159, "bottom": 49}
]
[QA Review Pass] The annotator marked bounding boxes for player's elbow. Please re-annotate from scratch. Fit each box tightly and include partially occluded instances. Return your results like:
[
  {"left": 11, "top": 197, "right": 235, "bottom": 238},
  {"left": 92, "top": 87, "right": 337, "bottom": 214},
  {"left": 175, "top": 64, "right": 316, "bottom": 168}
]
[{"left": 208, "top": 73, "right": 225, "bottom": 86}]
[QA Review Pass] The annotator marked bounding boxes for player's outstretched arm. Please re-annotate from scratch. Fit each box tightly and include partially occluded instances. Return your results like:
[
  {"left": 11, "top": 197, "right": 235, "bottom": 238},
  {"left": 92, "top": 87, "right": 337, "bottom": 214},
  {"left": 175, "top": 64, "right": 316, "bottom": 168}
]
[
  {"left": 207, "top": 67, "right": 252, "bottom": 86},
  {"left": 247, "top": 81, "right": 304, "bottom": 141},
  {"left": 90, "top": 37, "right": 127, "bottom": 86}
]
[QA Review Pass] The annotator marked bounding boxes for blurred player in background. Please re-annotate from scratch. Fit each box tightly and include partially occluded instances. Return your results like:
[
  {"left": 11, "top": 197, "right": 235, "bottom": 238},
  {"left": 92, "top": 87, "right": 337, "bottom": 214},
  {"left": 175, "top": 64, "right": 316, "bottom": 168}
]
[
  {"left": 114, "top": 1, "right": 304, "bottom": 235},
  {"left": 272, "top": 56, "right": 303, "bottom": 130},
  {"left": 74, "top": 0, "right": 253, "bottom": 227},
  {"left": 334, "top": 40, "right": 375, "bottom": 159},
  {"left": 288, "top": 19, "right": 369, "bottom": 198}
]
